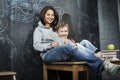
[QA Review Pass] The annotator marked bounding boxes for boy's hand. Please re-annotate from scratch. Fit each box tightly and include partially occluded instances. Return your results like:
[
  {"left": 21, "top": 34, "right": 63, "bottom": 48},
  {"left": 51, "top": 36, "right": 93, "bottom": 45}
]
[
  {"left": 64, "top": 39, "right": 70, "bottom": 44},
  {"left": 50, "top": 41, "right": 59, "bottom": 48},
  {"left": 71, "top": 39, "right": 75, "bottom": 43}
]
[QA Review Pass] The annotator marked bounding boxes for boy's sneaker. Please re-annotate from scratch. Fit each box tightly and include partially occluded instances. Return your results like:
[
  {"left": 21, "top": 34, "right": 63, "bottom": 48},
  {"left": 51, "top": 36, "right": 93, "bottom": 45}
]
[{"left": 103, "top": 61, "right": 120, "bottom": 76}]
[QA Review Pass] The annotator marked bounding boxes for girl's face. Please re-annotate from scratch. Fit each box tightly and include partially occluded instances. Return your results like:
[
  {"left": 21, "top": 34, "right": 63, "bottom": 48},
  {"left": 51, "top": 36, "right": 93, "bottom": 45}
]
[
  {"left": 57, "top": 26, "right": 69, "bottom": 39},
  {"left": 44, "top": 9, "right": 55, "bottom": 27}
]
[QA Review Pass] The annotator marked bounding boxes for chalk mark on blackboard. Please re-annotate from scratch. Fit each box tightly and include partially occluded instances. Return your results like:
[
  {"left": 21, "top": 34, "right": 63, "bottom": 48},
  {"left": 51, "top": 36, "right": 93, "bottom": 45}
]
[
  {"left": 0, "top": 0, "right": 5, "bottom": 17},
  {"left": 9, "top": 0, "right": 34, "bottom": 22}
]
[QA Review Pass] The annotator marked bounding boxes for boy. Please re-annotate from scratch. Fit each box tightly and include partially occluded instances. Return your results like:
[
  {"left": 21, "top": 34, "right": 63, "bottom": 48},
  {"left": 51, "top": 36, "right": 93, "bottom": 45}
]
[{"left": 56, "top": 21, "right": 102, "bottom": 58}]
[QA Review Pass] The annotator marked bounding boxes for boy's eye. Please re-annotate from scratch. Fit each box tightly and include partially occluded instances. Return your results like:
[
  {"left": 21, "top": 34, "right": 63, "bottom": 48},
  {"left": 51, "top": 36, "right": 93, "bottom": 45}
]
[{"left": 65, "top": 30, "right": 68, "bottom": 32}]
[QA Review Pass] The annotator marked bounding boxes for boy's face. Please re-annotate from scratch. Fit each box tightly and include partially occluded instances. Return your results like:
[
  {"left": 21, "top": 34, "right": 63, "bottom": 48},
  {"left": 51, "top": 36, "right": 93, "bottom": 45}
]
[{"left": 57, "top": 26, "right": 69, "bottom": 39}]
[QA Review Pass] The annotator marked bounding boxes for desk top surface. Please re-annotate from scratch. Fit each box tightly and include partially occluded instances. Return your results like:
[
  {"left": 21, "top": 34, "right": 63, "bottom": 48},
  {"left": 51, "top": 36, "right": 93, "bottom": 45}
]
[
  {"left": 0, "top": 71, "right": 16, "bottom": 76},
  {"left": 43, "top": 60, "right": 120, "bottom": 65}
]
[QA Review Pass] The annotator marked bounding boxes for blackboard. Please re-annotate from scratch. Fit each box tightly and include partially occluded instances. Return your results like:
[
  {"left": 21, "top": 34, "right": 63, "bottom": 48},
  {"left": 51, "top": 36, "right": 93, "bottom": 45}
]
[{"left": 0, "top": 0, "right": 101, "bottom": 80}]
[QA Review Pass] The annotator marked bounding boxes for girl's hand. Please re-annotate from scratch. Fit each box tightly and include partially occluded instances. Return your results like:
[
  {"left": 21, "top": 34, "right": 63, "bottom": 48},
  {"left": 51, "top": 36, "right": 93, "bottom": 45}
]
[{"left": 50, "top": 41, "right": 59, "bottom": 48}]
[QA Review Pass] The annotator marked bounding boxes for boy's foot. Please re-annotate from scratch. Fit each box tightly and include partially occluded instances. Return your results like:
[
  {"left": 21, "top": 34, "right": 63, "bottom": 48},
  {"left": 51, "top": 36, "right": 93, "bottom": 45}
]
[
  {"left": 103, "top": 61, "right": 120, "bottom": 76},
  {"left": 94, "top": 51, "right": 102, "bottom": 58}
]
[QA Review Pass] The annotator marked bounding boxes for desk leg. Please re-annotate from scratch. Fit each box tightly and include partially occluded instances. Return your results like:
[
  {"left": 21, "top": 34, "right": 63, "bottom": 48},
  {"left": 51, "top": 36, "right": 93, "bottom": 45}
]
[
  {"left": 73, "top": 65, "right": 79, "bottom": 80},
  {"left": 13, "top": 75, "right": 16, "bottom": 80},
  {"left": 43, "top": 64, "right": 48, "bottom": 80},
  {"left": 86, "top": 71, "right": 89, "bottom": 80}
]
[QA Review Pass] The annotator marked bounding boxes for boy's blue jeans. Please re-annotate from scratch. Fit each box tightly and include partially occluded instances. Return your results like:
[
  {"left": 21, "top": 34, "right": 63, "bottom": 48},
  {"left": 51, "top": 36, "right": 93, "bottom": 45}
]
[
  {"left": 77, "top": 39, "right": 97, "bottom": 53},
  {"left": 44, "top": 41, "right": 104, "bottom": 73}
]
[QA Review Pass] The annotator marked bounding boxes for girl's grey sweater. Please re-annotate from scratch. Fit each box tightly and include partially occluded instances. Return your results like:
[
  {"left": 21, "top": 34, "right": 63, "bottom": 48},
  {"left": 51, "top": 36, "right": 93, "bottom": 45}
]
[{"left": 33, "top": 21, "right": 63, "bottom": 60}]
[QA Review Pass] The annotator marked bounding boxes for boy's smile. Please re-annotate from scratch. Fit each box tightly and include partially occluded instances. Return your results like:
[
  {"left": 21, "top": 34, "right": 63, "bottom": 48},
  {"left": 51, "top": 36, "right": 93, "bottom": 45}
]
[{"left": 57, "top": 26, "right": 69, "bottom": 39}]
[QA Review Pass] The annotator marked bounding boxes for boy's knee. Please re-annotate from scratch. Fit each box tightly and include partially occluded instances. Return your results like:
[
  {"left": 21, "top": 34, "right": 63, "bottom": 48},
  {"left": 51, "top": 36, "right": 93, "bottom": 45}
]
[
  {"left": 82, "top": 39, "right": 88, "bottom": 42},
  {"left": 63, "top": 43, "right": 75, "bottom": 49}
]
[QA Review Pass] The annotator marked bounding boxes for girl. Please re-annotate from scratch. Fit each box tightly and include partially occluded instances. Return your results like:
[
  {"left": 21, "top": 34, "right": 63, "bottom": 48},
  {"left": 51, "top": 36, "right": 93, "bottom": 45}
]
[{"left": 33, "top": 6, "right": 120, "bottom": 76}]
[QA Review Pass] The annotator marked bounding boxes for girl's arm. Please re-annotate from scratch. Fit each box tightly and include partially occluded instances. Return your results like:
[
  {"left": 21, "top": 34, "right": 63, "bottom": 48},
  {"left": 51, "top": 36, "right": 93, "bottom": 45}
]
[{"left": 33, "top": 28, "right": 52, "bottom": 52}]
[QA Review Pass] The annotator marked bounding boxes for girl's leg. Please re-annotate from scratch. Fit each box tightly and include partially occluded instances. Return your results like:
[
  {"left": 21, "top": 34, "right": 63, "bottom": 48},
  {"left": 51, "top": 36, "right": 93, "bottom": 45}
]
[{"left": 44, "top": 43, "right": 104, "bottom": 73}]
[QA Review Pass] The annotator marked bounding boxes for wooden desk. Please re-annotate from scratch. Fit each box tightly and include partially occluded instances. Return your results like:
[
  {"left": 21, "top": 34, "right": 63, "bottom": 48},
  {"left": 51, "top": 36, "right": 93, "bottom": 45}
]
[
  {"left": 0, "top": 71, "right": 16, "bottom": 80},
  {"left": 43, "top": 61, "right": 89, "bottom": 80},
  {"left": 43, "top": 60, "right": 120, "bottom": 80},
  {"left": 110, "top": 60, "right": 120, "bottom": 64}
]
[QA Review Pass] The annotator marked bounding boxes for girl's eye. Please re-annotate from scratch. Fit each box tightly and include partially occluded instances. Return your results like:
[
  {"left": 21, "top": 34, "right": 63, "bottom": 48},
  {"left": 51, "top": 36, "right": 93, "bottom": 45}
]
[
  {"left": 52, "top": 14, "right": 54, "bottom": 16},
  {"left": 46, "top": 14, "right": 50, "bottom": 16}
]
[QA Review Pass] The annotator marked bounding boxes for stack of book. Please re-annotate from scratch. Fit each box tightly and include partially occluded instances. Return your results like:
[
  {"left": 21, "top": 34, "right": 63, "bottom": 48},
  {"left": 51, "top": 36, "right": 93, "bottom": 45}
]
[{"left": 101, "top": 50, "right": 119, "bottom": 60}]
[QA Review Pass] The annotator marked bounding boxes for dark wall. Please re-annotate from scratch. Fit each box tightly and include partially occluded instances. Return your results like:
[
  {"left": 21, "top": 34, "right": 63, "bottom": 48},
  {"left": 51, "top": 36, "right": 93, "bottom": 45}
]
[
  {"left": 98, "top": 0, "right": 120, "bottom": 50},
  {"left": 98, "top": 0, "right": 120, "bottom": 80},
  {"left": 0, "top": 15, "right": 11, "bottom": 71},
  {"left": 77, "top": 0, "right": 100, "bottom": 49}
]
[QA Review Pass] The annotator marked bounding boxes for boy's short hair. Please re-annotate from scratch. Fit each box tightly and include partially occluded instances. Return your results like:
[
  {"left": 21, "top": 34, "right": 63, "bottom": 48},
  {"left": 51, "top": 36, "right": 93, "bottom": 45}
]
[{"left": 56, "top": 21, "right": 68, "bottom": 32}]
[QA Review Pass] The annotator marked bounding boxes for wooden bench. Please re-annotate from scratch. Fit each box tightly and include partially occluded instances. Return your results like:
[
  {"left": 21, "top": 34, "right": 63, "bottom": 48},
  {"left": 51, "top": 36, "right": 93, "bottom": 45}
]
[
  {"left": 0, "top": 71, "right": 16, "bottom": 80},
  {"left": 43, "top": 60, "right": 120, "bottom": 80}
]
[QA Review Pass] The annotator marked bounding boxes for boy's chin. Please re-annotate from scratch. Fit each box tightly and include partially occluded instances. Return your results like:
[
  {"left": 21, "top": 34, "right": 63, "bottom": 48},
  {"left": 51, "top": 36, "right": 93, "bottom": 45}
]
[{"left": 61, "top": 37, "right": 67, "bottom": 39}]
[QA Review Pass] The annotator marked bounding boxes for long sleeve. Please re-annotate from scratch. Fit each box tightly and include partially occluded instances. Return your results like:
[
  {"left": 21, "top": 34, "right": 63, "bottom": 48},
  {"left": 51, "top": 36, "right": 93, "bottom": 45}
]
[{"left": 33, "top": 27, "right": 51, "bottom": 52}]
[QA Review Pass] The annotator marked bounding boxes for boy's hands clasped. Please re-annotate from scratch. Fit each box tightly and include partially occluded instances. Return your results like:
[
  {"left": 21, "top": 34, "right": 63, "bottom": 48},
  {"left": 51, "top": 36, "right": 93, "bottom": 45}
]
[
  {"left": 50, "top": 39, "right": 76, "bottom": 48},
  {"left": 50, "top": 41, "right": 59, "bottom": 48}
]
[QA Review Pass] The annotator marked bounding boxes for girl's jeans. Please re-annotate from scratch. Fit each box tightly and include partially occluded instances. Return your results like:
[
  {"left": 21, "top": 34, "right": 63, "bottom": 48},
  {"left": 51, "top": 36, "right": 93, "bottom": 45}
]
[{"left": 44, "top": 41, "right": 104, "bottom": 73}]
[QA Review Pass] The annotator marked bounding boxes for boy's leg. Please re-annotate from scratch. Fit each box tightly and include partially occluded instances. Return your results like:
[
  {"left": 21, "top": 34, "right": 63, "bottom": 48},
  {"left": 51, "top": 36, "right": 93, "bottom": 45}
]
[{"left": 79, "top": 39, "right": 97, "bottom": 52}]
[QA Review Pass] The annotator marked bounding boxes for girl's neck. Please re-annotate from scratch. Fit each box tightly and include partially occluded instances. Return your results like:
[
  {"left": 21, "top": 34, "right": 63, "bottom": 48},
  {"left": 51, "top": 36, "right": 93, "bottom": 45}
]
[{"left": 45, "top": 24, "right": 51, "bottom": 28}]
